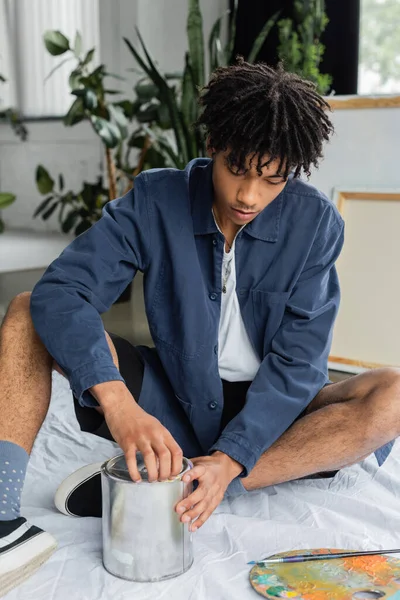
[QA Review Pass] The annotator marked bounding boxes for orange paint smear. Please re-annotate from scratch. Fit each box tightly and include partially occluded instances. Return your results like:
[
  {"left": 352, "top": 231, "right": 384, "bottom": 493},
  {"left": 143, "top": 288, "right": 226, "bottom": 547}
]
[{"left": 342, "top": 555, "right": 393, "bottom": 586}]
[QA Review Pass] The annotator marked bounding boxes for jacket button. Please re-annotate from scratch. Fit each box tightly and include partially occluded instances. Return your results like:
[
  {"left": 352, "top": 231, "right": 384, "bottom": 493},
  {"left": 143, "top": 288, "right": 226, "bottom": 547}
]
[
  {"left": 208, "top": 401, "right": 218, "bottom": 410},
  {"left": 209, "top": 293, "right": 217, "bottom": 300},
  {"left": 214, "top": 345, "right": 218, "bottom": 354},
  {"left": 212, "top": 239, "right": 217, "bottom": 246}
]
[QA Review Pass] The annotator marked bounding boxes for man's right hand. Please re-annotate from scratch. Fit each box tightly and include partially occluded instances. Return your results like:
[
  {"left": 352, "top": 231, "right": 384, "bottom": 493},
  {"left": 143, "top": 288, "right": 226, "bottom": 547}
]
[{"left": 90, "top": 381, "right": 183, "bottom": 482}]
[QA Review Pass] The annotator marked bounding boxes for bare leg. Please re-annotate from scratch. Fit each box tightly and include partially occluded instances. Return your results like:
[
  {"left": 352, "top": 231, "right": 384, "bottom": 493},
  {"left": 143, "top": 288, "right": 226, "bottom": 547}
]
[
  {"left": 0, "top": 292, "right": 120, "bottom": 454},
  {"left": 0, "top": 293, "right": 53, "bottom": 454},
  {"left": 242, "top": 368, "right": 400, "bottom": 491}
]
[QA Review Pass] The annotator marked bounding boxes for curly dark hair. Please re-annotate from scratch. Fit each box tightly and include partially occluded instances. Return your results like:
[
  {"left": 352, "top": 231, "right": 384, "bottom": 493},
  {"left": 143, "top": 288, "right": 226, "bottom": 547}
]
[{"left": 196, "top": 57, "right": 334, "bottom": 179}]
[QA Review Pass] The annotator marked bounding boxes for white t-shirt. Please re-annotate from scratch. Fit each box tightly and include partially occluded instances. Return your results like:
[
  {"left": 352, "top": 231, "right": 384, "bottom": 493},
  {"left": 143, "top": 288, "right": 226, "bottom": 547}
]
[{"left": 216, "top": 233, "right": 261, "bottom": 382}]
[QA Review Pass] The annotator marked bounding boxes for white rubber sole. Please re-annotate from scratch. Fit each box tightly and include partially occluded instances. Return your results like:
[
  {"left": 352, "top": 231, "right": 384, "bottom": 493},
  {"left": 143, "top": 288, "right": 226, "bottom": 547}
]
[
  {"left": 0, "top": 530, "right": 57, "bottom": 597},
  {"left": 54, "top": 462, "right": 103, "bottom": 517}
]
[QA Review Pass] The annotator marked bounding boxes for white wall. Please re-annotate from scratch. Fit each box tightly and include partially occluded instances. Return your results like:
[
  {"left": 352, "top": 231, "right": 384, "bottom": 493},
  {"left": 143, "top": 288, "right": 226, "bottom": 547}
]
[
  {"left": 0, "top": 121, "right": 102, "bottom": 232},
  {"left": 308, "top": 101, "right": 400, "bottom": 198}
]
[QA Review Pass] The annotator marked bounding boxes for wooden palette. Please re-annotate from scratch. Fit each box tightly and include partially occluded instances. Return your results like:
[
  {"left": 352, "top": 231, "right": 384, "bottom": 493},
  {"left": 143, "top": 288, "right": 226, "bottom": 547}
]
[{"left": 249, "top": 548, "right": 400, "bottom": 599}]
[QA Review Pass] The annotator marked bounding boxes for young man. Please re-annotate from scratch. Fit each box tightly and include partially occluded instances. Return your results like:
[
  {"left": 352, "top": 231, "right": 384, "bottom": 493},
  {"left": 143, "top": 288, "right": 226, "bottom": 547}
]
[{"left": 0, "top": 59, "right": 398, "bottom": 594}]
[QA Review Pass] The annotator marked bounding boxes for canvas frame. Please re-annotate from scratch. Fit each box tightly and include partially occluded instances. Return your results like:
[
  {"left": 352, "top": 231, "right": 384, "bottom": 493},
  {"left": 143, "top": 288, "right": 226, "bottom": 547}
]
[{"left": 328, "top": 187, "right": 400, "bottom": 373}]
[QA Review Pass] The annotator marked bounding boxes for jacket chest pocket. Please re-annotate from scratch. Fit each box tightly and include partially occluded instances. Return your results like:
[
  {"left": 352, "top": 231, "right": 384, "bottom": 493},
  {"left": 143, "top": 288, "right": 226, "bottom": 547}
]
[
  {"left": 147, "top": 260, "right": 213, "bottom": 359},
  {"left": 252, "top": 290, "right": 290, "bottom": 353}
]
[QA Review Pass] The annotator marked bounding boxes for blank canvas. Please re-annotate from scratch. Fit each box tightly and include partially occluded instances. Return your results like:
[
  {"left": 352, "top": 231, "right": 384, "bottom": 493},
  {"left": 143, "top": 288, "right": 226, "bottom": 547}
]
[{"left": 329, "top": 190, "right": 400, "bottom": 369}]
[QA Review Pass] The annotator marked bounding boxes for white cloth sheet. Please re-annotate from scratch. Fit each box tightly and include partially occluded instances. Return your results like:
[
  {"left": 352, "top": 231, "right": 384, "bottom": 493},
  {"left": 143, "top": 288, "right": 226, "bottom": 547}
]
[{"left": 6, "top": 372, "right": 400, "bottom": 599}]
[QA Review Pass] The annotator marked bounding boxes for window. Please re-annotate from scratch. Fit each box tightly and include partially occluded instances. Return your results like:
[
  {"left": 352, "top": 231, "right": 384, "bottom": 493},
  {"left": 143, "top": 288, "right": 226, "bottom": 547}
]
[
  {"left": 358, "top": 0, "right": 400, "bottom": 94},
  {"left": 0, "top": 0, "right": 100, "bottom": 118}
]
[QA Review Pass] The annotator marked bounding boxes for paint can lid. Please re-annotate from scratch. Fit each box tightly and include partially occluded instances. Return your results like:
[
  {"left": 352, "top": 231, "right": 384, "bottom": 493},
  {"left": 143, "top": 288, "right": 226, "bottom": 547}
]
[{"left": 102, "top": 453, "right": 193, "bottom": 483}]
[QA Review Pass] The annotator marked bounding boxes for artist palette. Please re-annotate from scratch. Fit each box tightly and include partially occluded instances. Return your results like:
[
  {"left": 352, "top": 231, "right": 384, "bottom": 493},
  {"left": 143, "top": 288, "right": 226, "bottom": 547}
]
[{"left": 249, "top": 548, "right": 400, "bottom": 599}]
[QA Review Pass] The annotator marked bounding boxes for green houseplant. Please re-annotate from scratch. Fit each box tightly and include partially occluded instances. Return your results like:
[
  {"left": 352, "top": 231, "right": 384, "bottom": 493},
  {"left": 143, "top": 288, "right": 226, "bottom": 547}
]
[
  {"left": 34, "top": 166, "right": 109, "bottom": 236},
  {"left": 33, "top": 33, "right": 135, "bottom": 235},
  {"left": 34, "top": 0, "right": 279, "bottom": 235},
  {"left": 0, "top": 73, "right": 28, "bottom": 233},
  {"left": 276, "top": 0, "right": 332, "bottom": 94},
  {"left": 122, "top": 0, "right": 280, "bottom": 170}
]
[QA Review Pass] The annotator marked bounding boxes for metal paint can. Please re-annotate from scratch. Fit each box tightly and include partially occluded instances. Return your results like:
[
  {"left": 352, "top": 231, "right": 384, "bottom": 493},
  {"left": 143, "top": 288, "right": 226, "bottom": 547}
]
[{"left": 101, "top": 453, "right": 194, "bottom": 582}]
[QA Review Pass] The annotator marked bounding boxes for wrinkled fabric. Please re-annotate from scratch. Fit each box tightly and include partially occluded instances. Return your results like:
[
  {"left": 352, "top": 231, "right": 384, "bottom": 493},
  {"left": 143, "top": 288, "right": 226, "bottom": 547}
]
[{"left": 7, "top": 374, "right": 400, "bottom": 600}]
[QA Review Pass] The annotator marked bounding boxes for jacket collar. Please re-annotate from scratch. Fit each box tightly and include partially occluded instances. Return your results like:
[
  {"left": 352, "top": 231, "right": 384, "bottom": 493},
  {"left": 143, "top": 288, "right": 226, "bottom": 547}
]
[{"left": 189, "top": 157, "right": 287, "bottom": 243}]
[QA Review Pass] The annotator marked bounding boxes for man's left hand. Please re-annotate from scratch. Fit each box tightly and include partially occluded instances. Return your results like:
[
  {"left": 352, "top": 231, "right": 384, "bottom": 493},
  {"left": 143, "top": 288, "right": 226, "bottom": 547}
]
[{"left": 175, "top": 451, "right": 243, "bottom": 531}]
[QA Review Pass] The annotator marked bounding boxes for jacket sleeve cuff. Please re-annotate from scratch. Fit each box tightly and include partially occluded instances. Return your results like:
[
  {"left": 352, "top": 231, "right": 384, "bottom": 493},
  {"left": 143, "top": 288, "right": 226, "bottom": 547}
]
[
  {"left": 209, "top": 434, "right": 261, "bottom": 477},
  {"left": 70, "top": 362, "right": 126, "bottom": 407}
]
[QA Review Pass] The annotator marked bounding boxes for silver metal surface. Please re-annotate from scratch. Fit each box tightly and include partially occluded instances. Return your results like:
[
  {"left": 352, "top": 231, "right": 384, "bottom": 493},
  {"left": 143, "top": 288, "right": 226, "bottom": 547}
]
[{"left": 101, "top": 453, "right": 194, "bottom": 582}]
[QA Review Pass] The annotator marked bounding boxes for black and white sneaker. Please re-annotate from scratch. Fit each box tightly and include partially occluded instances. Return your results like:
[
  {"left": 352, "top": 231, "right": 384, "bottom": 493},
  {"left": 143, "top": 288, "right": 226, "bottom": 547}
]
[
  {"left": 55, "top": 462, "right": 103, "bottom": 518},
  {"left": 0, "top": 517, "right": 57, "bottom": 596}
]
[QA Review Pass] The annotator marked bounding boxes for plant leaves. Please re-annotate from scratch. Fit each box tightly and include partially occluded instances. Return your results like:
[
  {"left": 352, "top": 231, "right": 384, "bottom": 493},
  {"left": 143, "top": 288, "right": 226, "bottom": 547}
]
[
  {"left": 58, "top": 174, "right": 64, "bottom": 191},
  {"left": 0, "top": 217, "right": 4, "bottom": 233},
  {"left": 63, "top": 97, "right": 85, "bottom": 126},
  {"left": 81, "top": 48, "right": 95, "bottom": 67},
  {"left": 0, "top": 193, "right": 16, "bottom": 209},
  {"left": 58, "top": 200, "right": 67, "bottom": 225},
  {"left": 80, "top": 182, "right": 97, "bottom": 210},
  {"left": 85, "top": 90, "right": 98, "bottom": 110},
  {"left": 90, "top": 116, "right": 121, "bottom": 148},
  {"left": 135, "top": 81, "right": 159, "bottom": 101},
  {"left": 83, "top": 89, "right": 98, "bottom": 110},
  {"left": 142, "top": 126, "right": 183, "bottom": 169},
  {"left": 73, "top": 31, "right": 82, "bottom": 59},
  {"left": 43, "top": 30, "right": 70, "bottom": 56},
  {"left": 69, "top": 69, "right": 82, "bottom": 90},
  {"left": 127, "top": 132, "right": 146, "bottom": 148},
  {"left": 33, "top": 196, "right": 54, "bottom": 218},
  {"left": 62, "top": 209, "right": 80, "bottom": 233},
  {"left": 136, "top": 103, "right": 159, "bottom": 123},
  {"left": 164, "top": 72, "right": 183, "bottom": 80},
  {"left": 187, "top": 0, "right": 205, "bottom": 88},
  {"left": 44, "top": 56, "right": 75, "bottom": 83},
  {"left": 36, "top": 166, "right": 55, "bottom": 195},
  {"left": 114, "top": 100, "right": 137, "bottom": 120},
  {"left": 71, "top": 88, "right": 86, "bottom": 97},
  {"left": 208, "top": 13, "right": 226, "bottom": 73},
  {"left": 104, "top": 72, "right": 126, "bottom": 81},
  {"left": 157, "top": 102, "right": 171, "bottom": 129},
  {"left": 181, "top": 52, "right": 197, "bottom": 137},
  {"left": 42, "top": 202, "right": 59, "bottom": 220},
  {"left": 75, "top": 219, "right": 92, "bottom": 236},
  {"left": 108, "top": 104, "right": 128, "bottom": 139},
  {"left": 128, "top": 30, "right": 189, "bottom": 163},
  {"left": 124, "top": 36, "right": 154, "bottom": 82},
  {"left": 247, "top": 11, "right": 281, "bottom": 63},
  {"left": 90, "top": 64, "right": 106, "bottom": 78},
  {"left": 142, "top": 145, "right": 168, "bottom": 170},
  {"left": 225, "top": 0, "right": 238, "bottom": 63}
]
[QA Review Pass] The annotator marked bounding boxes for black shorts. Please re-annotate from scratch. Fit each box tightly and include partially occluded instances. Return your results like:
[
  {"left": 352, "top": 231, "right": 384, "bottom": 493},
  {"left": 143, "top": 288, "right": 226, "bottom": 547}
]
[{"left": 73, "top": 332, "right": 253, "bottom": 443}]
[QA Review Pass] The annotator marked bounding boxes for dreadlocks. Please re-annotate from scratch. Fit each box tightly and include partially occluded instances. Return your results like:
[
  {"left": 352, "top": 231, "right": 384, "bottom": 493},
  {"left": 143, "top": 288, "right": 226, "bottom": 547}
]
[{"left": 196, "top": 57, "right": 334, "bottom": 179}]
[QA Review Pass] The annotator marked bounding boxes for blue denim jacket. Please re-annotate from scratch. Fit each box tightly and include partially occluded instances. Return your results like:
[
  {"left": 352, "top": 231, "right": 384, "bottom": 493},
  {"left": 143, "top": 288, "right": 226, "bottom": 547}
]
[{"left": 30, "top": 158, "right": 393, "bottom": 475}]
